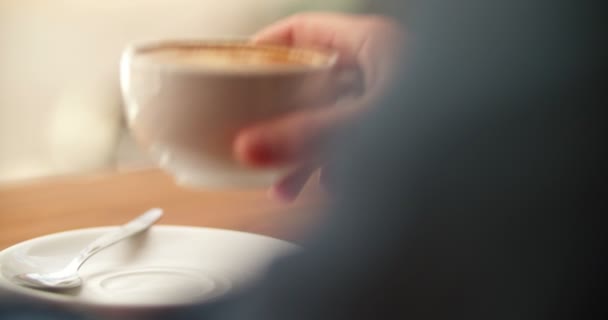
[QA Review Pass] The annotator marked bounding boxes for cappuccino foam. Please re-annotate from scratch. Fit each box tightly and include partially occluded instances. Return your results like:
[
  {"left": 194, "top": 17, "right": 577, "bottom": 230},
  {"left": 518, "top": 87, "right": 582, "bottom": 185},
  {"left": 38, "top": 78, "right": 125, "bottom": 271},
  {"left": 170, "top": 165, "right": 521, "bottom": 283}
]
[{"left": 139, "top": 43, "right": 331, "bottom": 69}]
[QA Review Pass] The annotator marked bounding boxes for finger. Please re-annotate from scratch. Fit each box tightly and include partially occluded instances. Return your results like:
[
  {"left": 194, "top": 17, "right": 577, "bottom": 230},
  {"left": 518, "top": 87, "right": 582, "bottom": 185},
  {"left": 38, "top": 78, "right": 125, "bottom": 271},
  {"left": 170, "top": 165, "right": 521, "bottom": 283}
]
[
  {"left": 252, "top": 13, "right": 369, "bottom": 67},
  {"left": 251, "top": 15, "right": 299, "bottom": 46},
  {"left": 269, "top": 166, "right": 316, "bottom": 203},
  {"left": 234, "top": 106, "right": 359, "bottom": 168},
  {"left": 253, "top": 13, "right": 358, "bottom": 45},
  {"left": 253, "top": 13, "right": 406, "bottom": 94}
]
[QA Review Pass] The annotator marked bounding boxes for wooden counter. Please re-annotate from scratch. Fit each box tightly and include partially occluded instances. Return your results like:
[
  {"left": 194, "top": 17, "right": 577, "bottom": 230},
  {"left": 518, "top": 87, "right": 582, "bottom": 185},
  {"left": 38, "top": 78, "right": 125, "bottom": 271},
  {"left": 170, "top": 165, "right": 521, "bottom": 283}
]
[{"left": 0, "top": 168, "right": 323, "bottom": 250}]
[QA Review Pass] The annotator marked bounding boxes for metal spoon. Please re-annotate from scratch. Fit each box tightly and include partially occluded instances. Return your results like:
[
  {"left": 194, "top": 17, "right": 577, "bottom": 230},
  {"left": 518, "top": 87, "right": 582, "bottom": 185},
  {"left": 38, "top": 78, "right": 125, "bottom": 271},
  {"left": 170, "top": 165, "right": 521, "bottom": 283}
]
[{"left": 3, "top": 208, "right": 163, "bottom": 290}]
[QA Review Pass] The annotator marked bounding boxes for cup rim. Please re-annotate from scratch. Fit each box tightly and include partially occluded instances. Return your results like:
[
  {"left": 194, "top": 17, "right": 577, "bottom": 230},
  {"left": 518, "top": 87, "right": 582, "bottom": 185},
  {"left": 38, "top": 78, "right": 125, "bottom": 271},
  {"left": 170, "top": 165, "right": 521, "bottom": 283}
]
[{"left": 121, "top": 38, "right": 339, "bottom": 76}]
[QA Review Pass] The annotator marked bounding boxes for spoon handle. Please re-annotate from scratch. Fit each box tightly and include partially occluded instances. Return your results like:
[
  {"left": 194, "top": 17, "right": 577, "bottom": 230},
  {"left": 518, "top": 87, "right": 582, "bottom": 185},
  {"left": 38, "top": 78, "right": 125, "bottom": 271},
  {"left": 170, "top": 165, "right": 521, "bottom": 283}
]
[{"left": 65, "top": 208, "right": 163, "bottom": 272}]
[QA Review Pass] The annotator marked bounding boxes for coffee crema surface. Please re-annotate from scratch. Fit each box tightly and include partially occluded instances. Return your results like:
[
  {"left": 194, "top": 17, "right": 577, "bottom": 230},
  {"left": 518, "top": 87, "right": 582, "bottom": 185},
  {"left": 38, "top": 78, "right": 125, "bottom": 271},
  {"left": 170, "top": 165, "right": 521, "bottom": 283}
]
[{"left": 138, "top": 43, "right": 332, "bottom": 69}]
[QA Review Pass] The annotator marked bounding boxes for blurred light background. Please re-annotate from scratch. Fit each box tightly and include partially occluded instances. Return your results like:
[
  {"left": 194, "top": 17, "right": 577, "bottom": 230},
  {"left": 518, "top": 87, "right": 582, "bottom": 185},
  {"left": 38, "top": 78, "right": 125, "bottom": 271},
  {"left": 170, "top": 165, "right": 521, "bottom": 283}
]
[{"left": 0, "top": 0, "right": 368, "bottom": 184}]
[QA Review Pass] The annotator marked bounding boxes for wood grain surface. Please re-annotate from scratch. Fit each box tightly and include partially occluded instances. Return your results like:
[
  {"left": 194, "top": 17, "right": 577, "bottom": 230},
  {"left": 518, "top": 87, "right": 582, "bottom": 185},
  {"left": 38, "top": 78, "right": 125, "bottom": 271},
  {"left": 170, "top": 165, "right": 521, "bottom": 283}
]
[{"left": 0, "top": 168, "right": 324, "bottom": 250}]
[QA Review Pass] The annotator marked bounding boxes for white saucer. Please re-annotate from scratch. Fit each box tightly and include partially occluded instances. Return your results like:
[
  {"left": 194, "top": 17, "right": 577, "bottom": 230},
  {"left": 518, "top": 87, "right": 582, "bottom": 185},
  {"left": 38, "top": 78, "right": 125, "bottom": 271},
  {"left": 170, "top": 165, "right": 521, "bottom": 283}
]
[{"left": 0, "top": 226, "right": 296, "bottom": 309}]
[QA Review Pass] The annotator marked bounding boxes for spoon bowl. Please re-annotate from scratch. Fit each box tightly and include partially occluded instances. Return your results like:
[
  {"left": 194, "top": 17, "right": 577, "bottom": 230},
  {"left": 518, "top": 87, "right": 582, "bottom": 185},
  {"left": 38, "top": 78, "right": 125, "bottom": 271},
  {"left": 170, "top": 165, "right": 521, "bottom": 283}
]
[{"left": 12, "top": 270, "right": 82, "bottom": 289}]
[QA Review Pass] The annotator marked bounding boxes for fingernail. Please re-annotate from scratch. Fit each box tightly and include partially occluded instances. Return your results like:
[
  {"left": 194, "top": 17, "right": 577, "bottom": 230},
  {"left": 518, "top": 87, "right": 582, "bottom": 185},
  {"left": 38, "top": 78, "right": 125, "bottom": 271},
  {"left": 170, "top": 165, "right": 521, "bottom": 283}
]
[
  {"left": 248, "top": 142, "right": 280, "bottom": 167},
  {"left": 235, "top": 132, "right": 280, "bottom": 167}
]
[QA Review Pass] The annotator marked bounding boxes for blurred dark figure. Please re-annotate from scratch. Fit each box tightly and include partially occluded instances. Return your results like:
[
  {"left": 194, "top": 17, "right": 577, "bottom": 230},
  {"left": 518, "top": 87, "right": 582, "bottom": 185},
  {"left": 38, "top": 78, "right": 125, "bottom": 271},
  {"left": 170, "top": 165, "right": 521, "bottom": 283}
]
[{"left": 1, "top": 0, "right": 605, "bottom": 319}]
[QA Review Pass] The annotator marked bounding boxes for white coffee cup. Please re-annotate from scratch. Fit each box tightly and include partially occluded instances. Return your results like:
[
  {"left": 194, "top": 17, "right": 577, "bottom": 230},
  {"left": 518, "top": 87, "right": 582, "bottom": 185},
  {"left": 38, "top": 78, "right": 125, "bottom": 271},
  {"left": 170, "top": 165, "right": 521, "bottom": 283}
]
[{"left": 120, "top": 39, "right": 342, "bottom": 189}]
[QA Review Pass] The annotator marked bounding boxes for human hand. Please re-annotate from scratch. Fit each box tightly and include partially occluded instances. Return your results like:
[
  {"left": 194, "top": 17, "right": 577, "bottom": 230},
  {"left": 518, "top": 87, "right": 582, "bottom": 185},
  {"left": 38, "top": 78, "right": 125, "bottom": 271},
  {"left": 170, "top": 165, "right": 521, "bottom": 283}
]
[{"left": 233, "top": 13, "right": 404, "bottom": 202}]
